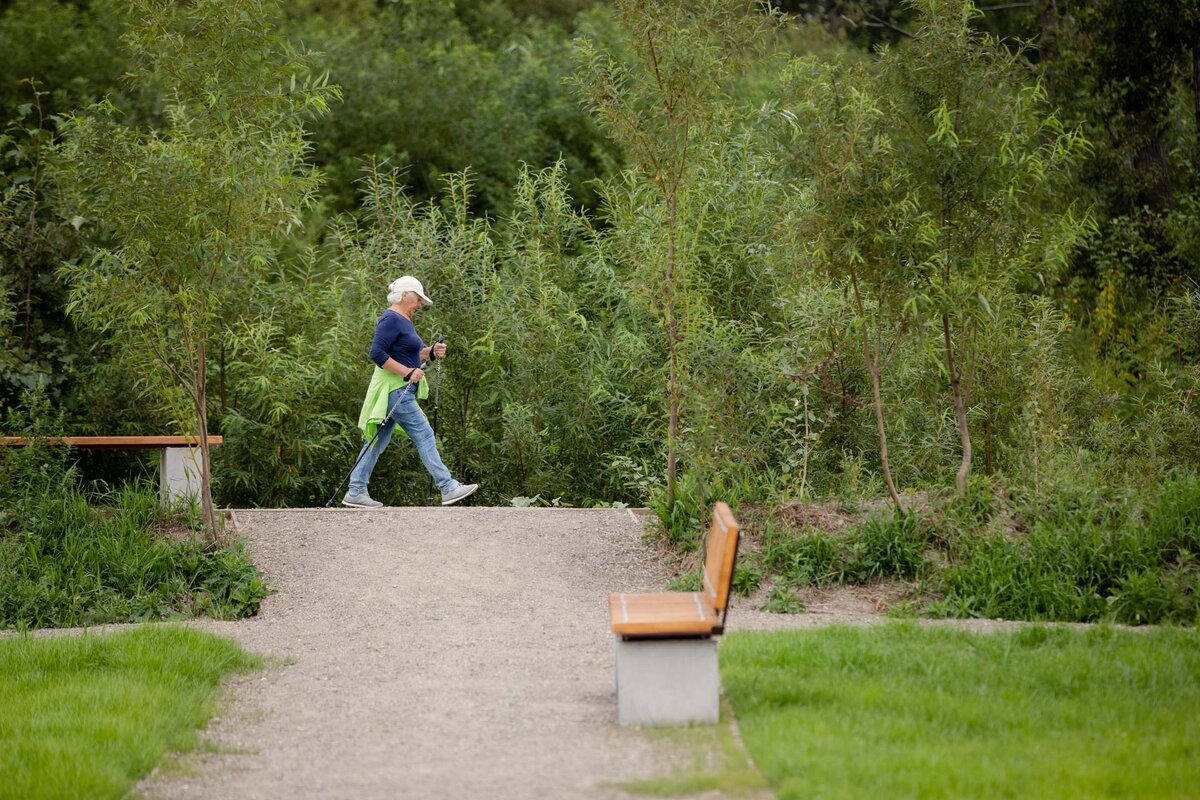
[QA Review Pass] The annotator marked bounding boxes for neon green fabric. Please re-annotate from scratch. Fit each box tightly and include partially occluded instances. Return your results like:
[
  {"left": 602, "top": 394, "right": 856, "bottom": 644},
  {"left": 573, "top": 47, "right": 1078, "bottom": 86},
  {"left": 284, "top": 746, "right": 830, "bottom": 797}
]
[{"left": 357, "top": 366, "right": 428, "bottom": 441}]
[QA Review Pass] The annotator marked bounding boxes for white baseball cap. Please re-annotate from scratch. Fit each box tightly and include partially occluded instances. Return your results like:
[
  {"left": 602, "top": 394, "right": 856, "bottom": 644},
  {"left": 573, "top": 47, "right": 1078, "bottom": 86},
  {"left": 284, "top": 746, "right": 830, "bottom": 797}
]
[{"left": 389, "top": 275, "right": 432, "bottom": 306}]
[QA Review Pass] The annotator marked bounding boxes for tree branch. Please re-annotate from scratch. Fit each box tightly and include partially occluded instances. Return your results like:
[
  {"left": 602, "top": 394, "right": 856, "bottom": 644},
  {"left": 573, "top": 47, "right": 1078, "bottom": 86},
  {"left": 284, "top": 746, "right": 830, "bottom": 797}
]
[{"left": 852, "top": 3, "right": 914, "bottom": 39}]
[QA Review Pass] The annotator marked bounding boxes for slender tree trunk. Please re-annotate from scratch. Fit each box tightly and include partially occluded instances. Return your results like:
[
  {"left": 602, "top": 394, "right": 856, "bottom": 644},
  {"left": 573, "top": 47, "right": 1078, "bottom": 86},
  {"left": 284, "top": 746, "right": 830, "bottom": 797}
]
[
  {"left": 195, "top": 338, "right": 219, "bottom": 539},
  {"left": 850, "top": 270, "right": 902, "bottom": 513},
  {"left": 1192, "top": 38, "right": 1200, "bottom": 145},
  {"left": 457, "top": 387, "right": 471, "bottom": 477},
  {"left": 21, "top": 272, "right": 33, "bottom": 350},
  {"left": 1037, "top": 0, "right": 1060, "bottom": 64},
  {"left": 665, "top": 191, "right": 680, "bottom": 510},
  {"left": 799, "top": 385, "right": 811, "bottom": 500},
  {"left": 942, "top": 312, "right": 972, "bottom": 496},
  {"left": 865, "top": 351, "right": 902, "bottom": 513}
]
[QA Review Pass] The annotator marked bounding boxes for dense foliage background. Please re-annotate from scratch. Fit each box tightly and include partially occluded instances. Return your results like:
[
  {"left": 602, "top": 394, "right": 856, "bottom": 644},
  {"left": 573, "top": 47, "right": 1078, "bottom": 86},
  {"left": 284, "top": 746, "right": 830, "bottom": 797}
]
[{"left": 1, "top": 0, "right": 1197, "bottom": 624}]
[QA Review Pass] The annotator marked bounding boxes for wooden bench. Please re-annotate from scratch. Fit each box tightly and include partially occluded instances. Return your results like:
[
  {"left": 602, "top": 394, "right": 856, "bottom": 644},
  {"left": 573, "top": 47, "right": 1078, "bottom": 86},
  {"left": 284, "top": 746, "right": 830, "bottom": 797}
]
[
  {"left": 608, "top": 501, "right": 742, "bottom": 725},
  {"left": 0, "top": 436, "right": 223, "bottom": 506}
]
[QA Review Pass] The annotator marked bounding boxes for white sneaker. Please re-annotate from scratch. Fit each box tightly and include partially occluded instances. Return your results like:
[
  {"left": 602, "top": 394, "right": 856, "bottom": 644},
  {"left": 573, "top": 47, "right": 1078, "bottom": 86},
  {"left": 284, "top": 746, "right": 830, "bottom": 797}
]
[
  {"left": 441, "top": 483, "right": 478, "bottom": 506},
  {"left": 342, "top": 492, "right": 383, "bottom": 509}
]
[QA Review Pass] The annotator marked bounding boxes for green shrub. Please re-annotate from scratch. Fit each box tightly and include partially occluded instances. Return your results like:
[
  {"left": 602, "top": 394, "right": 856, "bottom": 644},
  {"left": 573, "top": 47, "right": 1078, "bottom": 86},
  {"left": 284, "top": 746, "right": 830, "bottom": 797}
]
[
  {"left": 732, "top": 563, "right": 763, "bottom": 597},
  {"left": 759, "top": 520, "right": 841, "bottom": 586},
  {"left": 842, "top": 512, "right": 929, "bottom": 583},
  {"left": 785, "top": 531, "right": 843, "bottom": 586},
  {"left": 650, "top": 468, "right": 707, "bottom": 549},
  {"left": 761, "top": 582, "right": 806, "bottom": 614},
  {"left": 1142, "top": 471, "right": 1200, "bottom": 560},
  {"left": 1108, "top": 569, "right": 1176, "bottom": 626},
  {"left": 933, "top": 473, "right": 1200, "bottom": 624},
  {"left": 666, "top": 569, "right": 703, "bottom": 592}
]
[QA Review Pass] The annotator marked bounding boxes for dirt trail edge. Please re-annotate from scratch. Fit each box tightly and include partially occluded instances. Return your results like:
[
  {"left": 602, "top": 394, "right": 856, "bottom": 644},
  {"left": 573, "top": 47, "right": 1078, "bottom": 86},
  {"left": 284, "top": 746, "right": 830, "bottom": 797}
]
[{"left": 139, "top": 507, "right": 766, "bottom": 800}]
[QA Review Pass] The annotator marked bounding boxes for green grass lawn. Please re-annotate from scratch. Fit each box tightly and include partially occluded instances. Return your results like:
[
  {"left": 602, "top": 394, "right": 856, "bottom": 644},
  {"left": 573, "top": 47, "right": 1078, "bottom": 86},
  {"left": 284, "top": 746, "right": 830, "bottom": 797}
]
[
  {"left": 0, "top": 625, "right": 259, "bottom": 800},
  {"left": 721, "top": 624, "right": 1200, "bottom": 799}
]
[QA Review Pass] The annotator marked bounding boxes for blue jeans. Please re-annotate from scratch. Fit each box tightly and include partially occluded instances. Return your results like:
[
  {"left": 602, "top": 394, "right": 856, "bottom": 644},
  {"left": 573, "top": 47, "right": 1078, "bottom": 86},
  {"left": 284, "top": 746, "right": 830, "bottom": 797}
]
[{"left": 348, "top": 386, "right": 457, "bottom": 496}]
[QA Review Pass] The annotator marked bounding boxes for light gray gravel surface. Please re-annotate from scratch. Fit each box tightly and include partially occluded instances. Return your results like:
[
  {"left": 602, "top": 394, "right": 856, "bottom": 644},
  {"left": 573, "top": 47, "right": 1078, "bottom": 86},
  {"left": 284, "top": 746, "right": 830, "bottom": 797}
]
[{"left": 137, "top": 507, "right": 770, "bottom": 800}]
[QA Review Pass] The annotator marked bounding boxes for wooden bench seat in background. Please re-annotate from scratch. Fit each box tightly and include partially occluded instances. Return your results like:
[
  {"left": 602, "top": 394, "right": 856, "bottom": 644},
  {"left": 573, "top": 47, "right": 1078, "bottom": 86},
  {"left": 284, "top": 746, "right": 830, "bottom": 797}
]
[
  {"left": 608, "top": 501, "right": 742, "bottom": 725},
  {"left": 0, "top": 435, "right": 222, "bottom": 506}
]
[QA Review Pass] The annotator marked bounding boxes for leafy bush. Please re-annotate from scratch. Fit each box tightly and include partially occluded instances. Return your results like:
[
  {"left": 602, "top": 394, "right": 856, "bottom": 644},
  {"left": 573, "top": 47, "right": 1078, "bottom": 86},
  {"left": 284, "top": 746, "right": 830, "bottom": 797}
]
[
  {"left": 732, "top": 563, "right": 764, "bottom": 597},
  {"left": 650, "top": 468, "right": 708, "bottom": 549},
  {"left": 666, "top": 569, "right": 702, "bottom": 592},
  {"left": 761, "top": 582, "right": 806, "bottom": 614},
  {"left": 843, "top": 512, "right": 929, "bottom": 583},
  {"left": 931, "top": 473, "right": 1200, "bottom": 624},
  {"left": 1108, "top": 569, "right": 1177, "bottom": 626},
  {"left": 759, "top": 521, "right": 842, "bottom": 587},
  {"left": 746, "top": 473, "right": 1198, "bottom": 625}
]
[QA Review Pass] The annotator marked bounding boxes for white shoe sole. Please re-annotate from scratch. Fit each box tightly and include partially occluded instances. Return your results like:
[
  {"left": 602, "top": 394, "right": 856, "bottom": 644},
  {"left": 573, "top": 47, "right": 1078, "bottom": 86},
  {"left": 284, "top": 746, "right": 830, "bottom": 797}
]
[
  {"left": 341, "top": 500, "right": 383, "bottom": 509},
  {"left": 441, "top": 485, "right": 479, "bottom": 506}
]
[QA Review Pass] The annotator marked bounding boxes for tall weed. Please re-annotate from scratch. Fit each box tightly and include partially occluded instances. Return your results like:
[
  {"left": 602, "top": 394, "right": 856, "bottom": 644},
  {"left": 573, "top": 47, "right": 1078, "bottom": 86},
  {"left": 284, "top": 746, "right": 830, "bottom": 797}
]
[{"left": 932, "top": 473, "right": 1200, "bottom": 624}]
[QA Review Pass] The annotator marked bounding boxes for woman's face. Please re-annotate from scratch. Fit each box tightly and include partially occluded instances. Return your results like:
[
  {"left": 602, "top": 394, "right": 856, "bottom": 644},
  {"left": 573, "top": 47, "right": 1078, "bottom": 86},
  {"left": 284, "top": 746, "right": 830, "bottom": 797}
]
[{"left": 398, "top": 292, "right": 422, "bottom": 315}]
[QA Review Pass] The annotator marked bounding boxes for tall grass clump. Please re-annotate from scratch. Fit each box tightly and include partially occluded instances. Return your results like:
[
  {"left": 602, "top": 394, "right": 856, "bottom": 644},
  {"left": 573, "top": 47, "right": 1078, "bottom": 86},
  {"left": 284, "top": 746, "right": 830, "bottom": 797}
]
[
  {"left": 754, "top": 512, "right": 928, "bottom": 586},
  {"left": 931, "top": 472, "right": 1200, "bottom": 625},
  {"left": 759, "top": 520, "right": 842, "bottom": 586},
  {"left": 842, "top": 512, "right": 929, "bottom": 582}
]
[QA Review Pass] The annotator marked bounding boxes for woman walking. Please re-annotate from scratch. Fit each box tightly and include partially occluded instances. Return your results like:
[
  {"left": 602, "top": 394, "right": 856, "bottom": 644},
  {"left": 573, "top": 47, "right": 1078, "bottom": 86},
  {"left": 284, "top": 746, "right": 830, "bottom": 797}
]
[{"left": 343, "top": 275, "right": 478, "bottom": 508}]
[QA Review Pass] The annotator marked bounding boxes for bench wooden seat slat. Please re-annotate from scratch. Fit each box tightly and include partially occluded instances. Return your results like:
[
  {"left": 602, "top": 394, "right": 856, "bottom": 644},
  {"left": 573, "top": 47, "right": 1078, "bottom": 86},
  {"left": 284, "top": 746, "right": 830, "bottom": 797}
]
[
  {"left": 609, "top": 591, "right": 718, "bottom": 636},
  {"left": 609, "top": 502, "right": 741, "bottom": 639},
  {"left": 0, "top": 436, "right": 222, "bottom": 449}
]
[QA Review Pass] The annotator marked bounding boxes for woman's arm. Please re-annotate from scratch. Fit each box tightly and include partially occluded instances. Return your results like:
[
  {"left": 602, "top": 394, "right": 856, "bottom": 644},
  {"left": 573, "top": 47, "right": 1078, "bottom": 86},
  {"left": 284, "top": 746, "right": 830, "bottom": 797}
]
[{"left": 369, "top": 313, "right": 402, "bottom": 367}]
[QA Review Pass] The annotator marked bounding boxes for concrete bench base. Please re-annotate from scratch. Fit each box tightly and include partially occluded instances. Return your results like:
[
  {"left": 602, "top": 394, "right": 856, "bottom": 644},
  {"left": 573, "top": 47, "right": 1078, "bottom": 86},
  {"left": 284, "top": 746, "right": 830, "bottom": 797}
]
[
  {"left": 614, "top": 636, "right": 719, "bottom": 726},
  {"left": 160, "top": 446, "right": 202, "bottom": 506}
]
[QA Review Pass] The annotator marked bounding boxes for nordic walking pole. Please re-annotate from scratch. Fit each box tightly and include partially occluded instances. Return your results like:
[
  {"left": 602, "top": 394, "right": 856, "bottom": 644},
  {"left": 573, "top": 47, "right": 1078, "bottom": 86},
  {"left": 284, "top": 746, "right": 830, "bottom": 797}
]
[
  {"left": 325, "top": 360, "right": 428, "bottom": 508},
  {"left": 426, "top": 334, "right": 446, "bottom": 505}
]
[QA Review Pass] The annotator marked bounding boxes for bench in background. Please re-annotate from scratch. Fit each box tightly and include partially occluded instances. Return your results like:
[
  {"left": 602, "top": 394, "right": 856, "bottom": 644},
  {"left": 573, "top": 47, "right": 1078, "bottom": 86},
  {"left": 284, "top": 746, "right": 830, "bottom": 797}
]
[
  {"left": 608, "top": 501, "right": 742, "bottom": 726},
  {"left": 0, "top": 436, "right": 222, "bottom": 506}
]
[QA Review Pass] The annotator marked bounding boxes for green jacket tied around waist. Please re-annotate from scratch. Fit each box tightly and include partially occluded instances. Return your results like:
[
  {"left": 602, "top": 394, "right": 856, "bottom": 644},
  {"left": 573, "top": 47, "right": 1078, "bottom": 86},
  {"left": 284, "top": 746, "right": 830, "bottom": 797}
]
[{"left": 357, "top": 366, "right": 428, "bottom": 441}]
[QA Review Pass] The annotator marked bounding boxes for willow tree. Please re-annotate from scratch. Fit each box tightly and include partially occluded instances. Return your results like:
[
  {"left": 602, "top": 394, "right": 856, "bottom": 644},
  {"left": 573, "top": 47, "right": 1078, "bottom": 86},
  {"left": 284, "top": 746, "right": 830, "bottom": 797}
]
[
  {"left": 777, "top": 57, "right": 913, "bottom": 513},
  {"left": 878, "top": 0, "right": 1089, "bottom": 496},
  {"left": 575, "top": 0, "right": 770, "bottom": 510},
  {"left": 58, "top": 0, "right": 337, "bottom": 536}
]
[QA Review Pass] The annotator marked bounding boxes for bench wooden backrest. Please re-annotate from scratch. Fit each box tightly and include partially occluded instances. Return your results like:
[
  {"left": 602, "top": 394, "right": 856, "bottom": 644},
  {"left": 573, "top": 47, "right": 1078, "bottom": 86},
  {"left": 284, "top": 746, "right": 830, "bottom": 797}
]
[{"left": 702, "top": 502, "right": 740, "bottom": 614}]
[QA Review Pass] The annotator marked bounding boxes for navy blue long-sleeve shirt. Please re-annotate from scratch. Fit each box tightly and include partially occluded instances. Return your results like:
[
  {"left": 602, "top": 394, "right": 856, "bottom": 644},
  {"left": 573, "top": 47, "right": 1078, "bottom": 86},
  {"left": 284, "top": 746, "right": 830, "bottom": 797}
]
[{"left": 368, "top": 310, "right": 425, "bottom": 370}]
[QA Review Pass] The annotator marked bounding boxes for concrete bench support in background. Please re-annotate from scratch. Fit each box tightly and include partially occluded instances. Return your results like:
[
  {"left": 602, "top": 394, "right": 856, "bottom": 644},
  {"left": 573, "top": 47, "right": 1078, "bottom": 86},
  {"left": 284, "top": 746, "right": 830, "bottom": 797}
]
[{"left": 159, "top": 444, "right": 204, "bottom": 506}]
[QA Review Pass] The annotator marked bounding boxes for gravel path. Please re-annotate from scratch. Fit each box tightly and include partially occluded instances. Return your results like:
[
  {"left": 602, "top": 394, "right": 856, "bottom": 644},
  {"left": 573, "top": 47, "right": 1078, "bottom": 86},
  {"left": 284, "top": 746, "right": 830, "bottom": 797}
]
[
  {"left": 132, "top": 506, "right": 1038, "bottom": 800},
  {"left": 138, "top": 508, "right": 754, "bottom": 800}
]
